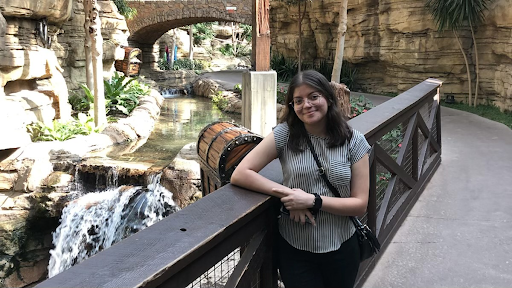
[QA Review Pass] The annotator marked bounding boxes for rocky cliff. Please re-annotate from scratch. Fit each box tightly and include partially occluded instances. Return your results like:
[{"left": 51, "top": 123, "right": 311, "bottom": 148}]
[
  {"left": 270, "top": 0, "right": 512, "bottom": 111},
  {"left": 0, "top": 1, "right": 130, "bottom": 286}
]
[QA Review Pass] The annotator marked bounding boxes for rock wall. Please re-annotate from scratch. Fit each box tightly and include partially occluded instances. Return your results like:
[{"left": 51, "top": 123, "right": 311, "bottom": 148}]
[
  {"left": 57, "top": 0, "right": 129, "bottom": 91},
  {"left": 270, "top": 0, "right": 512, "bottom": 111},
  {"left": 0, "top": 0, "right": 130, "bottom": 152},
  {"left": 0, "top": 88, "right": 165, "bottom": 288}
]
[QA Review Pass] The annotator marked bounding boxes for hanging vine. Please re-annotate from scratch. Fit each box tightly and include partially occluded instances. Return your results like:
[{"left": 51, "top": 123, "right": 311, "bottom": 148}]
[{"left": 113, "top": 0, "right": 137, "bottom": 19}]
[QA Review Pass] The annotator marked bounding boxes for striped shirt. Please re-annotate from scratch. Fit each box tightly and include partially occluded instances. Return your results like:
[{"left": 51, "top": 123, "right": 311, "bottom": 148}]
[{"left": 273, "top": 123, "right": 371, "bottom": 253}]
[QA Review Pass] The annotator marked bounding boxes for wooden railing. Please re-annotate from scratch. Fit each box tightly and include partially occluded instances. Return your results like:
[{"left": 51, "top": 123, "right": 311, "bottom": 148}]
[{"left": 36, "top": 78, "right": 442, "bottom": 288}]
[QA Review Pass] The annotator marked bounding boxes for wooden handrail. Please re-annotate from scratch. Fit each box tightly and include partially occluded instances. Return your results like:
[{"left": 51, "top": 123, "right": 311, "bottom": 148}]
[{"left": 37, "top": 78, "right": 443, "bottom": 288}]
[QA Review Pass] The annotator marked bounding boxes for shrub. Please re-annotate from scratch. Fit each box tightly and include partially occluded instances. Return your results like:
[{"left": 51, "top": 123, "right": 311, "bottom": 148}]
[
  {"left": 212, "top": 91, "right": 229, "bottom": 111},
  {"left": 113, "top": 0, "right": 137, "bottom": 19},
  {"left": 171, "top": 58, "right": 209, "bottom": 71},
  {"left": 158, "top": 58, "right": 172, "bottom": 70},
  {"left": 350, "top": 95, "right": 374, "bottom": 118},
  {"left": 26, "top": 113, "right": 101, "bottom": 142},
  {"left": 193, "top": 22, "right": 215, "bottom": 46},
  {"left": 339, "top": 61, "right": 358, "bottom": 91},
  {"left": 240, "top": 24, "right": 252, "bottom": 42},
  {"left": 270, "top": 53, "right": 298, "bottom": 82},
  {"left": 218, "top": 43, "right": 251, "bottom": 57},
  {"left": 69, "top": 90, "right": 93, "bottom": 113},
  {"left": 234, "top": 83, "right": 242, "bottom": 93},
  {"left": 80, "top": 72, "right": 150, "bottom": 116},
  {"left": 277, "top": 86, "right": 288, "bottom": 105}
]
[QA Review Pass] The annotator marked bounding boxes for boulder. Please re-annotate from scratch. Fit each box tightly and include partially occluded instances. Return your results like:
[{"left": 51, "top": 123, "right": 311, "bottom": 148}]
[
  {"left": 0, "top": 0, "right": 73, "bottom": 23},
  {"left": 161, "top": 143, "right": 201, "bottom": 208}
]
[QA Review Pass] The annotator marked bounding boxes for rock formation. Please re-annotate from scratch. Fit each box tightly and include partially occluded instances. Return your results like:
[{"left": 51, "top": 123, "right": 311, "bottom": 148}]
[{"left": 270, "top": 0, "right": 512, "bottom": 111}]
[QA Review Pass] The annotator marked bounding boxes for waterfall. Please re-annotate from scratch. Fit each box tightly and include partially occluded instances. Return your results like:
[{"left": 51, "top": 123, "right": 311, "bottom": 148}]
[
  {"left": 160, "top": 88, "right": 184, "bottom": 98},
  {"left": 48, "top": 173, "right": 178, "bottom": 278}
]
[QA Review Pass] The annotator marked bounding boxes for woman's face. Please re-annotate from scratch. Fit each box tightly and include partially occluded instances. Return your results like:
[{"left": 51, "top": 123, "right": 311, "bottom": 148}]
[{"left": 291, "top": 84, "right": 329, "bottom": 127}]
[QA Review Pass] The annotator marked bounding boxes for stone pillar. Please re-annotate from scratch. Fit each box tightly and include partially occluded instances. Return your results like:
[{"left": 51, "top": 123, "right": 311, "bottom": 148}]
[{"left": 241, "top": 71, "right": 277, "bottom": 137}]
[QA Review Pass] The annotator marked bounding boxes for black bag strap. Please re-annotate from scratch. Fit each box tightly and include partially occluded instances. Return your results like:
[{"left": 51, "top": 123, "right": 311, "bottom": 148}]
[{"left": 305, "top": 136, "right": 363, "bottom": 228}]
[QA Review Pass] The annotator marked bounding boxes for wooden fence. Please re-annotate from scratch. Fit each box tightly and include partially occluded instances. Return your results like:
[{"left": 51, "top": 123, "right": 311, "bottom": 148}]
[{"left": 36, "top": 78, "right": 442, "bottom": 288}]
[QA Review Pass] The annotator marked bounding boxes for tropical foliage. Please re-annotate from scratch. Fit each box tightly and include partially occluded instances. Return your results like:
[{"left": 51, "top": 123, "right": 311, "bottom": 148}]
[
  {"left": 218, "top": 43, "right": 250, "bottom": 57},
  {"left": 240, "top": 24, "right": 253, "bottom": 42},
  {"left": 26, "top": 113, "right": 102, "bottom": 142},
  {"left": 212, "top": 91, "right": 229, "bottom": 110},
  {"left": 425, "top": 0, "right": 492, "bottom": 106},
  {"left": 193, "top": 22, "right": 215, "bottom": 46},
  {"left": 80, "top": 72, "right": 150, "bottom": 116},
  {"left": 113, "top": 0, "right": 137, "bottom": 19}
]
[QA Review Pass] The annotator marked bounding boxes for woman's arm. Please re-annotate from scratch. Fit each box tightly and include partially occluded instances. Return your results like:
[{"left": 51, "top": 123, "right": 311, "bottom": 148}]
[
  {"left": 319, "top": 154, "right": 370, "bottom": 217},
  {"left": 231, "top": 131, "right": 292, "bottom": 198}
]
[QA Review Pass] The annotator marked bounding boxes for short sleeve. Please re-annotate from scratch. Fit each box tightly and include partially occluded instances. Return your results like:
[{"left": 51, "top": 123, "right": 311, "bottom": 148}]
[
  {"left": 349, "top": 129, "right": 371, "bottom": 165},
  {"left": 272, "top": 123, "right": 289, "bottom": 157}
]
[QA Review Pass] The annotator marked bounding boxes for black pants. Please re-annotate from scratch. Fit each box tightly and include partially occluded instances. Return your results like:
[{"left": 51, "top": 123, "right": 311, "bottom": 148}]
[{"left": 278, "top": 233, "right": 360, "bottom": 288}]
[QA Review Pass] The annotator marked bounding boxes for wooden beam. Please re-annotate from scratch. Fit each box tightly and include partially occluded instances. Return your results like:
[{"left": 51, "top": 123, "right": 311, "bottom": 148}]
[{"left": 252, "top": 0, "right": 270, "bottom": 71}]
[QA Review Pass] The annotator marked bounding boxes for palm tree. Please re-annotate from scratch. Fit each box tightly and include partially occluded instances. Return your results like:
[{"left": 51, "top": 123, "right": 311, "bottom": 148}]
[{"left": 426, "top": 0, "right": 492, "bottom": 106}]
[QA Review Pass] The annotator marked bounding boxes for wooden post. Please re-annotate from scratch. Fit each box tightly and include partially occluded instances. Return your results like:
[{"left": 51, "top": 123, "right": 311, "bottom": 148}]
[{"left": 252, "top": 0, "right": 270, "bottom": 71}]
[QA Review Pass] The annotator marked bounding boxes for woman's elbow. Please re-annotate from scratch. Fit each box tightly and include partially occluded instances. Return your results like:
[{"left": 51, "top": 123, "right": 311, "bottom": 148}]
[
  {"left": 230, "top": 170, "right": 240, "bottom": 186},
  {"left": 355, "top": 205, "right": 367, "bottom": 217},
  {"left": 230, "top": 168, "right": 244, "bottom": 187}
]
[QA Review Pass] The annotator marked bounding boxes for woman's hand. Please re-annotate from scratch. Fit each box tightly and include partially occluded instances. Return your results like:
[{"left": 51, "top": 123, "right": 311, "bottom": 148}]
[
  {"left": 289, "top": 209, "right": 316, "bottom": 226},
  {"left": 273, "top": 188, "right": 315, "bottom": 210}
]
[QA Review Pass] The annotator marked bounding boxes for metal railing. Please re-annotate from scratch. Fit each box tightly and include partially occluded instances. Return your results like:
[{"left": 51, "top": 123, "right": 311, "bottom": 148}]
[{"left": 37, "top": 78, "right": 442, "bottom": 288}]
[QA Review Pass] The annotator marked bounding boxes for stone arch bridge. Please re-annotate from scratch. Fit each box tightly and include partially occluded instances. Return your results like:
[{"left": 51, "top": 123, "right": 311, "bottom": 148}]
[{"left": 126, "top": 0, "right": 252, "bottom": 45}]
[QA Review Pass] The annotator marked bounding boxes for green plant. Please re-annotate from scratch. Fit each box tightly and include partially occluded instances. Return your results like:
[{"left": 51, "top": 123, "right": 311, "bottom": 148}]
[
  {"left": 339, "top": 61, "right": 358, "bottom": 91},
  {"left": 158, "top": 58, "right": 172, "bottom": 70},
  {"left": 277, "top": 86, "right": 288, "bottom": 105},
  {"left": 234, "top": 83, "right": 242, "bottom": 93},
  {"left": 103, "top": 73, "right": 138, "bottom": 115},
  {"left": 26, "top": 113, "right": 102, "bottom": 142},
  {"left": 219, "top": 43, "right": 233, "bottom": 56},
  {"left": 69, "top": 89, "right": 93, "bottom": 112},
  {"left": 212, "top": 91, "right": 229, "bottom": 111},
  {"left": 350, "top": 95, "right": 374, "bottom": 118},
  {"left": 193, "top": 22, "right": 215, "bottom": 46},
  {"left": 113, "top": 0, "right": 137, "bottom": 19},
  {"left": 425, "top": 0, "right": 492, "bottom": 106},
  {"left": 441, "top": 102, "right": 512, "bottom": 129},
  {"left": 315, "top": 59, "right": 334, "bottom": 81},
  {"left": 270, "top": 53, "right": 298, "bottom": 82},
  {"left": 240, "top": 24, "right": 252, "bottom": 42},
  {"left": 81, "top": 72, "right": 150, "bottom": 116}
]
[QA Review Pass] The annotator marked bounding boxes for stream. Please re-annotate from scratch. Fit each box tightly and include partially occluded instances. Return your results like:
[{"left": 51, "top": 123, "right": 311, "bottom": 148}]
[{"left": 48, "top": 95, "right": 241, "bottom": 278}]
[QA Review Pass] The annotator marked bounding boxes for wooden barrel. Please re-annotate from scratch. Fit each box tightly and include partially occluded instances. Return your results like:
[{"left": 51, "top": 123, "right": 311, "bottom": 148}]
[{"left": 197, "top": 121, "right": 263, "bottom": 196}]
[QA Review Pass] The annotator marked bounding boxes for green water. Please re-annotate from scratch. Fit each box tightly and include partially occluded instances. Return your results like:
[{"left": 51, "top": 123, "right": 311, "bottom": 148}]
[{"left": 109, "top": 96, "right": 241, "bottom": 167}]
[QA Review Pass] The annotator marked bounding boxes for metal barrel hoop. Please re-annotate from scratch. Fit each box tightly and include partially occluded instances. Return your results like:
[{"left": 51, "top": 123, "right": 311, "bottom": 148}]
[{"left": 218, "top": 133, "right": 263, "bottom": 181}]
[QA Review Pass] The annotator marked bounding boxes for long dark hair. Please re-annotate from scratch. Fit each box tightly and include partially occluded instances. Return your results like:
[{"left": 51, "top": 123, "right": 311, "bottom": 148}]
[{"left": 279, "top": 70, "right": 352, "bottom": 152}]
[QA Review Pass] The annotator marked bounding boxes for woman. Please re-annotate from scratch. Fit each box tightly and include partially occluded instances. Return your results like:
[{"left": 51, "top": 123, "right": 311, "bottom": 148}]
[{"left": 230, "top": 70, "right": 370, "bottom": 288}]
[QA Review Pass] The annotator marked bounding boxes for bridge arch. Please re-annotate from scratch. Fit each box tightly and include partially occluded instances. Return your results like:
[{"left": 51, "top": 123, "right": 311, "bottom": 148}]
[{"left": 126, "top": 0, "right": 252, "bottom": 45}]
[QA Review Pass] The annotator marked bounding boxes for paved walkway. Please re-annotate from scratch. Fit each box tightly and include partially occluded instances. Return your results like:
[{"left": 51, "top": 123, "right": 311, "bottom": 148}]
[{"left": 360, "top": 95, "right": 512, "bottom": 288}]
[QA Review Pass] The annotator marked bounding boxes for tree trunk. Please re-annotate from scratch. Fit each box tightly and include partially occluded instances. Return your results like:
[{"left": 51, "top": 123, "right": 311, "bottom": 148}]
[
  {"left": 470, "top": 25, "right": 480, "bottom": 107},
  {"left": 85, "top": 0, "right": 106, "bottom": 127},
  {"left": 298, "top": 2, "right": 302, "bottom": 72},
  {"left": 331, "top": 0, "right": 348, "bottom": 83},
  {"left": 454, "top": 30, "right": 472, "bottom": 105},
  {"left": 84, "top": 5, "right": 93, "bottom": 95},
  {"left": 297, "top": 1, "right": 308, "bottom": 73},
  {"left": 189, "top": 25, "right": 193, "bottom": 60},
  {"left": 232, "top": 22, "right": 237, "bottom": 56}
]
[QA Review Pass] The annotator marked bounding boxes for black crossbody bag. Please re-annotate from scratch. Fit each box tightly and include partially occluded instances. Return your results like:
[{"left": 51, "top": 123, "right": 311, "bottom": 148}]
[{"left": 305, "top": 136, "right": 381, "bottom": 262}]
